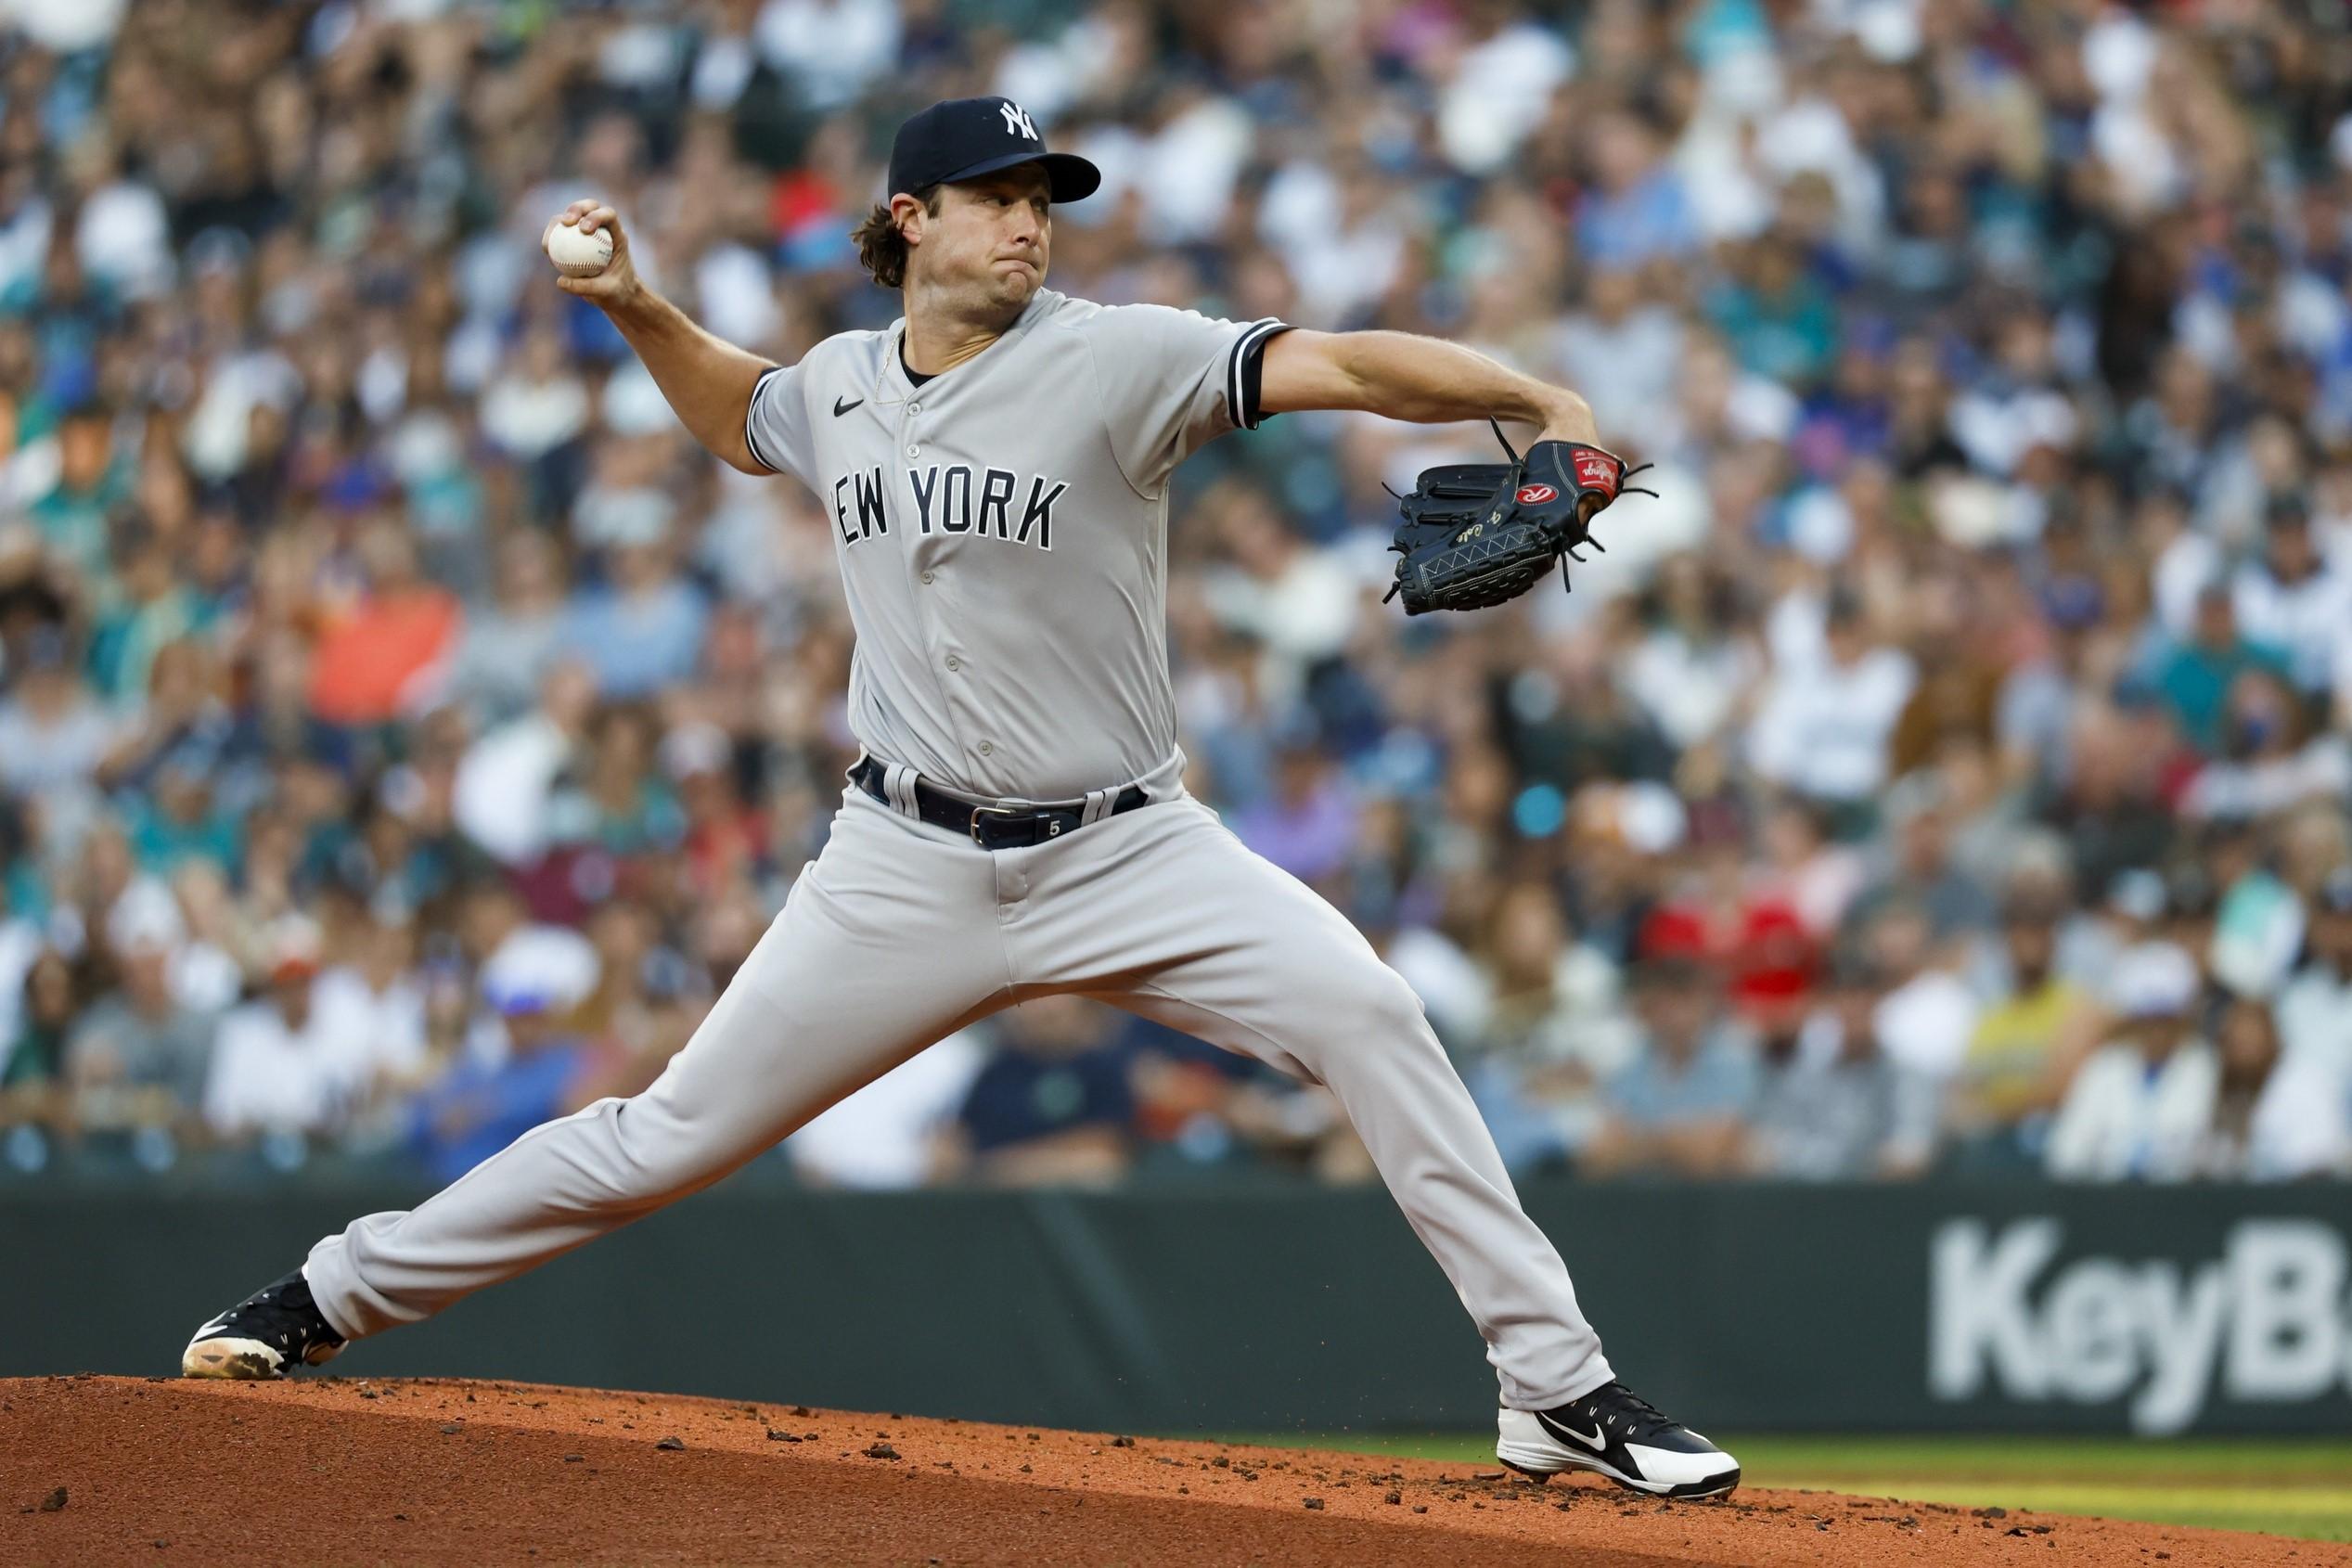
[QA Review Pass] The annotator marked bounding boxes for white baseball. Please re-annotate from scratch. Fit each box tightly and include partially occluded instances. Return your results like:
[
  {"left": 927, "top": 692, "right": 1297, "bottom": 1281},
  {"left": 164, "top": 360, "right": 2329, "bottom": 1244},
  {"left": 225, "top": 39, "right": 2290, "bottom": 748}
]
[{"left": 545, "top": 220, "right": 615, "bottom": 278}]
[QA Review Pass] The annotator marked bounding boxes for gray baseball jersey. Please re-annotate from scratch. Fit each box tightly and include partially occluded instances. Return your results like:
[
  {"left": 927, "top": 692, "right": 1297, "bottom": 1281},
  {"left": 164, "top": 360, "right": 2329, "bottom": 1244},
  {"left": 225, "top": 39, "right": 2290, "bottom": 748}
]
[{"left": 742, "top": 287, "right": 1289, "bottom": 801}]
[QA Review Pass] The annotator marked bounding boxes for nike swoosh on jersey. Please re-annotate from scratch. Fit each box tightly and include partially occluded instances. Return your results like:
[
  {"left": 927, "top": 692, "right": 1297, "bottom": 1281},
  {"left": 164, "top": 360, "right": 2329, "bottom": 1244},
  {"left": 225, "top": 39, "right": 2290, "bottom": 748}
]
[
  {"left": 833, "top": 396, "right": 863, "bottom": 417},
  {"left": 1536, "top": 1410, "right": 1608, "bottom": 1451}
]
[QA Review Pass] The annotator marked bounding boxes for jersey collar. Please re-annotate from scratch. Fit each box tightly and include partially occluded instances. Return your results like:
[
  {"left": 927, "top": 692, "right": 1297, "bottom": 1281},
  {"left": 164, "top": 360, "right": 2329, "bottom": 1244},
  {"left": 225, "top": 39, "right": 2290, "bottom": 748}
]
[{"left": 880, "top": 288, "right": 1060, "bottom": 403}]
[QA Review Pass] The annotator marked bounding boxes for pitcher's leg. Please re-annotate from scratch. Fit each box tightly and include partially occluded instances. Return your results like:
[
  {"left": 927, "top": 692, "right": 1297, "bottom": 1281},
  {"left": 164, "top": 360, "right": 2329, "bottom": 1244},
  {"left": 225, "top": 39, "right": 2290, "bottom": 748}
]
[
  {"left": 304, "top": 796, "right": 1008, "bottom": 1340},
  {"left": 1022, "top": 801, "right": 1612, "bottom": 1409}
]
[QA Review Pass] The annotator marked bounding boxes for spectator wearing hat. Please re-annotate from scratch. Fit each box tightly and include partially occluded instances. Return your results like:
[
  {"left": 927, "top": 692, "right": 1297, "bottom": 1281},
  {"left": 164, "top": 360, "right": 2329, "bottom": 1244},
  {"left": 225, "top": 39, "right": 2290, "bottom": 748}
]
[
  {"left": 461, "top": 879, "right": 601, "bottom": 1063},
  {"left": 201, "top": 917, "right": 350, "bottom": 1143},
  {"left": 1637, "top": 837, "right": 1816, "bottom": 1037},
  {"left": 2045, "top": 943, "right": 2216, "bottom": 1181},
  {"left": 62, "top": 899, "right": 214, "bottom": 1138},
  {"left": 2231, "top": 496, "right": 2351, "bottom": 700},
  {"left": 405, "top": 968, "right": 594, "bottom": 1185}
]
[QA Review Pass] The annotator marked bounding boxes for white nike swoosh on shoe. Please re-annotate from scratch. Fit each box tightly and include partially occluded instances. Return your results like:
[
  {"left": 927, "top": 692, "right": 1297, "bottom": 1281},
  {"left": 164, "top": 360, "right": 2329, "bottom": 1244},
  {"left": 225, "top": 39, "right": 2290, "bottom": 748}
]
[
  {"left": 188, "top": 1318, "right": 233, "bottom": 1340},
  {"left": 1537, "top": 1411, "right": 1608, "bottom": 1450}
]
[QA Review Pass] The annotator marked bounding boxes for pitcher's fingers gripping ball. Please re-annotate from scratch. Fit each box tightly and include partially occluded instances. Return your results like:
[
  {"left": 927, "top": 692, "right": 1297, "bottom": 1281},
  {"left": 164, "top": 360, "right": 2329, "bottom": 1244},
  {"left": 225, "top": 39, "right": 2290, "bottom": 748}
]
[
  {"left": 545, "top": 218, "right": 612, "bottom": 276},
  {"left": 542, "top": 200, "right": 636, "bottom": 304}
]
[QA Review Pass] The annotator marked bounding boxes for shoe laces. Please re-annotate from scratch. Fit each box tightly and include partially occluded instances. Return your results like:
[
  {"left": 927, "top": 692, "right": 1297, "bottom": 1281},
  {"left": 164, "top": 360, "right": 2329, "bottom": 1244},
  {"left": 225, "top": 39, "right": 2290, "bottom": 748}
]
[
  {"left": 238, "top": 1279, "right": 341, "bottom": 1352},
  {"left": 1586, "top": 1382, "right": 1678, "bottom": 1442}
]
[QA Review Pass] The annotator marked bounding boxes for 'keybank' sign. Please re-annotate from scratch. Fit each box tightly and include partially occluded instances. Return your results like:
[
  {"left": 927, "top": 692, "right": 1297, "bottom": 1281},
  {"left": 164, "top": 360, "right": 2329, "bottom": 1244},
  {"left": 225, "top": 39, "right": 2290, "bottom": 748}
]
[{"left": 1931, "top": 1218, "right": 2352, "bottom": 1433}]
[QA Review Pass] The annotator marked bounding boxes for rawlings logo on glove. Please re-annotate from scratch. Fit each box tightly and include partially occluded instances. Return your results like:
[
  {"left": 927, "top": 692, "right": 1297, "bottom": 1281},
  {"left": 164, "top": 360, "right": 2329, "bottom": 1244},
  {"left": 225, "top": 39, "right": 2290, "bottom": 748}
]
[{"left": 1382, "top": 419, "right": 1654, "bottom": 615}]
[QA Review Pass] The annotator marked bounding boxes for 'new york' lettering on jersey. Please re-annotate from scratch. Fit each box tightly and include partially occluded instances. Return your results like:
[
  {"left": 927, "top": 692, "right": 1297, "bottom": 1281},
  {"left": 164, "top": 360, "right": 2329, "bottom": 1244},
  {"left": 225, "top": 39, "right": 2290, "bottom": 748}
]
[{"left": 744, "top": 289, "right": 1289, "bottom": 801}]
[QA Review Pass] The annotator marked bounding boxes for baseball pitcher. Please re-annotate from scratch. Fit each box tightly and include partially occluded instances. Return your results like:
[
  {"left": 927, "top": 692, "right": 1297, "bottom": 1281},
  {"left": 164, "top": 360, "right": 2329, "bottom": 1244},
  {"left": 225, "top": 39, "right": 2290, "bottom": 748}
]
[{"left": 181, "top": 97, "right": 1737, "bottom": 1500}]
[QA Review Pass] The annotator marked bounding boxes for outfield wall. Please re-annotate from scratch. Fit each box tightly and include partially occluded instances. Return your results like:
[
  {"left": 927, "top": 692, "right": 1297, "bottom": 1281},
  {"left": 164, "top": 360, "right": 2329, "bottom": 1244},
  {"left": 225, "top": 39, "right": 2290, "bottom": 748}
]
[{"left": 8, "top": 1176, "right": 2350, "bottom": 1434}]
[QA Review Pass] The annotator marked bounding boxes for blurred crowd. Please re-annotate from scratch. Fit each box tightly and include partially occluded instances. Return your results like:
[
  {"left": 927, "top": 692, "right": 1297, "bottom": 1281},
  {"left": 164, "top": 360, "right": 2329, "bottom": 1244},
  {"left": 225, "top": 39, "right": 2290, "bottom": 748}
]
[{"left": 3, "top": 0, "right": 2351, "bottom": 1189}]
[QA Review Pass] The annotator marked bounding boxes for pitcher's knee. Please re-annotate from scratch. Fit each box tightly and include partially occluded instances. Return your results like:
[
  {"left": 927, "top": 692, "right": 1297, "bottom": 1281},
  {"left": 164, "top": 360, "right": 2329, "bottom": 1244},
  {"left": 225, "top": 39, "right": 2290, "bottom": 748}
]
[
  {"left": 1307, "top": 973, "right": 1440, "bottom": 1063},
  {"left": 1369, "top": 977, "right": 1437, "bottom": 1045},
  {"left": 589, "top": 1094, "right": 735, "bottom": 1206}
]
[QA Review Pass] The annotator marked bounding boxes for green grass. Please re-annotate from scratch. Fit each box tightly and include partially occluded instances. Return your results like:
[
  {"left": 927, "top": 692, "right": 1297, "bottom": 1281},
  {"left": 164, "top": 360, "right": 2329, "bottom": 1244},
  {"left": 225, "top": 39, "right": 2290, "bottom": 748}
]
[{"left": 1204, "top": 1433, "right": 2352, "bottom": 1542}]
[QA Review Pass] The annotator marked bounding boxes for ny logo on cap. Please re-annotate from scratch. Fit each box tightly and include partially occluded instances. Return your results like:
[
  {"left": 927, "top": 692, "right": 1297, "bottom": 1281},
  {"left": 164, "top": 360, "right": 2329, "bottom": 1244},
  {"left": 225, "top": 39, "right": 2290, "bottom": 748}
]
[{"left": 999, "top": 100, "right": 1039, "bottom": 141}]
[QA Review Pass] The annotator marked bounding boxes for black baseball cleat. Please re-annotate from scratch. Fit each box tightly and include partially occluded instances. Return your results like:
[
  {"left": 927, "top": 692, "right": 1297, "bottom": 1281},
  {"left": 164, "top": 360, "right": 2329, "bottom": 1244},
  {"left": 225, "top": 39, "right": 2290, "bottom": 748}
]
[
  {"left": 1497, "top": 1381, "right": 1741, "bottom": 1498},
  {"left": 181, "top": 1268, "right": 346, "bottom": 1380}
]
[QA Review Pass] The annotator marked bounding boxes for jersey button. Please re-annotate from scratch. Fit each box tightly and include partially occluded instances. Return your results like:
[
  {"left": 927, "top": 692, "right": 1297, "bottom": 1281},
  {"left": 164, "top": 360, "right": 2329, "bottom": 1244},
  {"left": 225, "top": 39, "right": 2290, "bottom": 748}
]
[
  {"left": 909, "top": 403, "right": 921, "bottom": 414},
  {"left": 919, "top": 571, "right": 935, "bottom": 585},
  {"left": 945, "top": 655, "right": 961, "bottom": 672},
  {"left": 978, "top": 741, "right": 994, "bottom": 756},
  {"left": 906, "top": 444, "right": 919, "bottom": 457}
]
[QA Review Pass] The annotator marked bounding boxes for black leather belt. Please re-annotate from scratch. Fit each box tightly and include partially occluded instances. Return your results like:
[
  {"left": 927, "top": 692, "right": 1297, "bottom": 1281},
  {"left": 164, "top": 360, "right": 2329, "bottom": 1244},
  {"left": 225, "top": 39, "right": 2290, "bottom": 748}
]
[{"left": 850, "top": 756, "right": 1149, "bottom": 850}]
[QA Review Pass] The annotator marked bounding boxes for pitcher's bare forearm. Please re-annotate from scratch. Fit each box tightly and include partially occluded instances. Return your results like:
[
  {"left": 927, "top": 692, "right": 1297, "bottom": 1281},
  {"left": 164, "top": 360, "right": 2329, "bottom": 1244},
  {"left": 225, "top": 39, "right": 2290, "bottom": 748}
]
[
  {"left": 547, "top": 199, "right": 774, "bottom": 475},
  {"left": 1260, "top": 328, "right": 1600, "bottom": 445},
  {"left": 601, "top": 287, "right": 772, "bottom": 474}
]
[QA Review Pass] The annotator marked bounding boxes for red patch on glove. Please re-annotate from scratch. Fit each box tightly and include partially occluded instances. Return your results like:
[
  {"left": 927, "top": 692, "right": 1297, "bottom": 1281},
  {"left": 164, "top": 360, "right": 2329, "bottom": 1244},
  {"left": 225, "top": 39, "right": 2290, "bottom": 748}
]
[
  {"left": 1514, "top": 483, "right": 1558, "bottom": 506},
  {"left": 1570, "top": 448, "right": 1620, "bottom": 495}
]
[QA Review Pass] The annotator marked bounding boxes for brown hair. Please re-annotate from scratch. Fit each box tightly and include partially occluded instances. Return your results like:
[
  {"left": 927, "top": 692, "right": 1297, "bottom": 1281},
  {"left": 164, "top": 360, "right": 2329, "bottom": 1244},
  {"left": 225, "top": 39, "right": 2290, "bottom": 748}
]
[{"left": 851, "top": 186, "right": 943, "bottom": 290}]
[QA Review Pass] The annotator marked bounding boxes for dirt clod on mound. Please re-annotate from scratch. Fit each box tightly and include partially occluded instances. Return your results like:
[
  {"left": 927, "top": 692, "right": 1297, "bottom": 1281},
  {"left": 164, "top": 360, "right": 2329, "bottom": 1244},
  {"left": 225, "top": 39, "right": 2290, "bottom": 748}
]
[{"left": 2, "top": 1376, "right": 2343, "bottom": 1568}]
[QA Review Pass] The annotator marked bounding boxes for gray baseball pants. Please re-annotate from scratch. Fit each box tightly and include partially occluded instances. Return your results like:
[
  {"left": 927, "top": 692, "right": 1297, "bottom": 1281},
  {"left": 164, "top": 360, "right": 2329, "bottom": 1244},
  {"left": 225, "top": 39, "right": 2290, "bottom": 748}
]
[{"left": 304, "top": 783, "right": 1615, "bottom": 1410}]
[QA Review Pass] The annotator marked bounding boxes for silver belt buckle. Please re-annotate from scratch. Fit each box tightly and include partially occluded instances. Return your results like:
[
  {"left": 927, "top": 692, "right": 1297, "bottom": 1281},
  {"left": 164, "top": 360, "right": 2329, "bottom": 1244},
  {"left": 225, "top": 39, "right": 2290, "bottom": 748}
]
[{"left": 970, "top": 803, "right": 1022, "bottom": 847}]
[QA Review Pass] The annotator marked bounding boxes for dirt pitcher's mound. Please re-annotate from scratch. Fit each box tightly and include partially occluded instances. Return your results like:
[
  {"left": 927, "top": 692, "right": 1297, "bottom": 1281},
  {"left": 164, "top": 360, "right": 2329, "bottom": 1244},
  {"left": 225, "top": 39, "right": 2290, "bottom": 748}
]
[{"left": 2, "top": 1377, "right": 2338, "bottom": 1567}]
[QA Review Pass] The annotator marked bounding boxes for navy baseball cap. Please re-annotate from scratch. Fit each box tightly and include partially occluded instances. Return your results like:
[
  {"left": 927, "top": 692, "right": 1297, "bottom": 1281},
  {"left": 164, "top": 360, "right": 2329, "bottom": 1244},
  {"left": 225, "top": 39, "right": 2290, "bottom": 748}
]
[{"left": 887, "top": 97, "right": 1100, "bottom": 204}]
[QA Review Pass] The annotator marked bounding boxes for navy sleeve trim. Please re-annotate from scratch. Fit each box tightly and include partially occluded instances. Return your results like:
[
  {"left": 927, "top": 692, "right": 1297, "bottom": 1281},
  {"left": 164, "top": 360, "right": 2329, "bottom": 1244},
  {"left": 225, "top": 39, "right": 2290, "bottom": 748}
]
[
  {"left": 743, "top": 365, "right": 787, "bottom": 473},
  {"left": 1227, "top": 318, "right": 1292, "bottom": 432}
]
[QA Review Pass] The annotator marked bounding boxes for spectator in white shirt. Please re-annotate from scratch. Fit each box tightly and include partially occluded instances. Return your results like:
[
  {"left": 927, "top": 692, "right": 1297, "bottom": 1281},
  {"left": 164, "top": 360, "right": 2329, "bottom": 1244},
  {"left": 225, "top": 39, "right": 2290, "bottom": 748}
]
[
  {"left": 453, "top": 661, "right": 598, "bottom": 867},
  {"left": 312, "top": 913, "right": 433, "bottom": 1140},
  {"left": 2249, "top": 869, "right": 2352, "bottom": 1176},
  {"left": 754, "top": 0, "right": 902, "bottom": 112},
  {"left": 1747, "top": 588, "right": 1917, "bottom": 805},
  {"left": 1864, "top": 896, "right": 1981, "bottom": 1083},
  {"left": 0, "top": 626, "right": 116, "bottom": 803},
  {"left": 2046, "top": 943, "right": 2217, "bottom": 1180},
  {"left": 2231, "top": 496, "right": 2351, "bottom": 698},
  {"left": 2178, "top": 667, "right": 2352, "bottom": 822},
  {"left": 201, "top": 918, "right": 353, "bottom": 1141}
]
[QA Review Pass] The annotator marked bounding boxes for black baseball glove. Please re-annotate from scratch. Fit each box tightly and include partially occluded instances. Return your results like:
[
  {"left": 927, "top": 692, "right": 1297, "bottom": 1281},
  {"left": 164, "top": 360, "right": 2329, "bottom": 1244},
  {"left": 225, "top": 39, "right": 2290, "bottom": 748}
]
[{"left": 1382, "top": 420, "right": 1653, "bottom": 615}]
